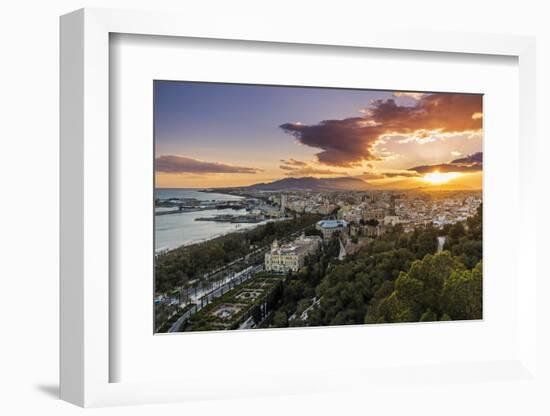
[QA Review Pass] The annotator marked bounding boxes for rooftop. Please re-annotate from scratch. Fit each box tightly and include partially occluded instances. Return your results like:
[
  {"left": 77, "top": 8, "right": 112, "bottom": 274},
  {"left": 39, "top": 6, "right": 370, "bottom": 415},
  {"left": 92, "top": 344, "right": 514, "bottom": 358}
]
[
  {"left": 270, "top": 235, "right": 321, "bottom": 256},
  {"left": 316, "top": 219, "right": 349, "bottom": 229}
]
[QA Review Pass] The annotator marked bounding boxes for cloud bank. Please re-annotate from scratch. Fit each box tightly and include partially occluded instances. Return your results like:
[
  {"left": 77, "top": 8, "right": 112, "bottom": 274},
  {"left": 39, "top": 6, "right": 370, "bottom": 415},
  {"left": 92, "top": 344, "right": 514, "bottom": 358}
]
[
  {"left": 408, "top": 152, "right": 483, "bottom": 174},
  {"left": 280, "top": 93, "right": 482, "bottom": 167},
  {"left": 156, "top": 155, "right": 262, "bottom": 174}
]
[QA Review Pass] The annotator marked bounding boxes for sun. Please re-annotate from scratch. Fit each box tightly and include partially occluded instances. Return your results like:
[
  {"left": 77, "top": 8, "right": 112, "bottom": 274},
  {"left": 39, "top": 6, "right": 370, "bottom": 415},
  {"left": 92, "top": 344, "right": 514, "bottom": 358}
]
[{"left": 422, "top": 171, "right": 461, "bottom": 185}]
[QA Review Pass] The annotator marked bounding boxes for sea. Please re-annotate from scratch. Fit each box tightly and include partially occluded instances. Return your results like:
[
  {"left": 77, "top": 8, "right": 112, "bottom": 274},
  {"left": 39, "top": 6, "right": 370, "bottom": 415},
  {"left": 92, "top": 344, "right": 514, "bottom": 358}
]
[{"left": 155, "top": 188, "right": 268, "bottom": 253}]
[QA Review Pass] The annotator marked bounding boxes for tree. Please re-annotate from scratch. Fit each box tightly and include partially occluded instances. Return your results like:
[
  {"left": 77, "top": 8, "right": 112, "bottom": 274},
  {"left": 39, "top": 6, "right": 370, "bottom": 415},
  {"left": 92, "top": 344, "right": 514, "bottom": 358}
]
[
  {"left": 458, "top": 240, "right": 483, "bottom": 268},
  {"left": 272, "top": 311, "right": 288, "bottom": 327},
  {"left": 326, "top": 235, "right": 341, "bottom": 258},
  {"left": 365, "top": 280, "right": 395, "bottom": 323},
  {"left": 295, "top": 299, "right": 311, "bottom": 316},
  {"left": 377, "top": 292, "right": 414, "bottom": 323},
  {"left": 419, "top": 309, "right": 437, "bottom": 322},
  {"left": 394, "top": 271, "right": 425, "bottom": 317},
  {"left": 366, "top": 252, "right": 466, "bottom": 322},
  {"left": 441, "top": 261, "right": 482, "bottom": 320},
  {"left": 449, "top": 222, "right": 465, "bottom": 241},
  {"left": 250, "top": 304, "right": 262, "bottom": 323},
  {"left": 466, "top": 204, "right": 482, "bottom": 241},
  {"left": 264, "top": 221, "right": 276, "bottom": 237},
  {"left": 415, "top": 229, "right": 438, "bottom": 258},
  {"left": 304, "top": 225, "right": 322, "bottom": 237}
]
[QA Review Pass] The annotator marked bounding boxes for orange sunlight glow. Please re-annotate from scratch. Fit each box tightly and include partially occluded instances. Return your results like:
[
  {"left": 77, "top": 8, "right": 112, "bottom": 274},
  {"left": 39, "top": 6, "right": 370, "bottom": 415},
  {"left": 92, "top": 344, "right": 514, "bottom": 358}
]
[{"left": 421, "top": 171, "right": 461, "bottom": 185}]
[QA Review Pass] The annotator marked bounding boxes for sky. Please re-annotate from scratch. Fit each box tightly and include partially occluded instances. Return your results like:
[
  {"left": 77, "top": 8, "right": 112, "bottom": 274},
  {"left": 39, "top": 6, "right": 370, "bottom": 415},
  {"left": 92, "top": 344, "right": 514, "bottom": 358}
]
[{"left": 154, "top": 81, "right": 483, "bottom": 190}]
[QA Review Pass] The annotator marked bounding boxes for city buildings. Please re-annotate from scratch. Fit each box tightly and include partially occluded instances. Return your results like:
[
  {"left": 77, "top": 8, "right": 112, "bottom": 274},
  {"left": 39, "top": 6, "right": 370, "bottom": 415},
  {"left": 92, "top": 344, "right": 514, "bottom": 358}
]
[
  {"left": 337, "top": 205, "right": 363, "bottom": 223},
  {"left": 363, "top": 208, "right": 386, "bottom": 222},
  {"left": 211, "top": 188, "right": 481, "bottom": 234},
  {"left": 383, "top": 215, "right": 400, "bottom": 226}
]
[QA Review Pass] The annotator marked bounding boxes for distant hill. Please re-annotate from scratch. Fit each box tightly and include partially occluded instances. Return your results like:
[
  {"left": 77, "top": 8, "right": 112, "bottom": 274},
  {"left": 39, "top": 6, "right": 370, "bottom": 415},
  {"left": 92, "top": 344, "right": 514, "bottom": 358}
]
[{"left": 244, "top": 176, "right": 372, "bottom": 191}]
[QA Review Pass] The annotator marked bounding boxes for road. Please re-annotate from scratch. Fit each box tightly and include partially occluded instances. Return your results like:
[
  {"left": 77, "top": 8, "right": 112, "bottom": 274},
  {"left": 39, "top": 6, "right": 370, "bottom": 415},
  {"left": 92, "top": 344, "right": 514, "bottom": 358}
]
[{"left": 168, "top": 264, "right": 263, "bottom": 332}]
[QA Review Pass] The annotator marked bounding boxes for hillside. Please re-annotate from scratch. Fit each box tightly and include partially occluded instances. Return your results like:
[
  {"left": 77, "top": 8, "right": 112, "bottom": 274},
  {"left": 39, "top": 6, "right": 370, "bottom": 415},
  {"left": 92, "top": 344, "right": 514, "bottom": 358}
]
[{"left": 244, "top": 176, "right": 372, "bottom": 191}]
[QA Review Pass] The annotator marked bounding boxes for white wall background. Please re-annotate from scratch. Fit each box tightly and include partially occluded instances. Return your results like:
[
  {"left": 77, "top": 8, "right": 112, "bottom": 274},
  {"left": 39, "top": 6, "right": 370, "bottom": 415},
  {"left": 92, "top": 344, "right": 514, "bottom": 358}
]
[{"left": 0, "top": 1, "right": 548, "bottom": 415}]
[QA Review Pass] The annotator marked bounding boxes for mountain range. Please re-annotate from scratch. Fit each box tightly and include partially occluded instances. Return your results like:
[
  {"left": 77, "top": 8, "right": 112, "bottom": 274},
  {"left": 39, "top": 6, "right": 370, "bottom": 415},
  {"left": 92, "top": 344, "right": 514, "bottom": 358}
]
[
  {"left": 232, "top": 175, "right": 474, "bottom": 192},
  {"left": 242, "top": 176, "right": 372, "bottom": 191}
]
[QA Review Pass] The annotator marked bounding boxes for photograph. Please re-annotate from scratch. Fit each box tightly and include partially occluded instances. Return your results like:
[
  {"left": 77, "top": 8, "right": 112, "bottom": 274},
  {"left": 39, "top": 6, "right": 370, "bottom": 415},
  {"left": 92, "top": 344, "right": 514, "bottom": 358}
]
[
  {"left": 2, "top": 0, "right": 544, "bottom": 412},
  {"left": 153, "top": 81, "right": 483, "bottom": 333}
]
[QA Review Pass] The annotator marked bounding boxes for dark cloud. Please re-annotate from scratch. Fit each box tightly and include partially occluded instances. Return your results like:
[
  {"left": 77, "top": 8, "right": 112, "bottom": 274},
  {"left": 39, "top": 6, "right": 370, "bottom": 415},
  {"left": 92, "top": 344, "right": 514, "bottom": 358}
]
[
  {"left": 280, "top": 93, "right": 482, "bottom": 167},
  {"left": 408, "top": 152, "right": 483, "bottom": 174},
  {"left": 280, "top": 118, "right": 383, "bottom": 167},
  {"left": 156, "top": 155, "right": 262, "bottom": 174},
  {"left": 365, "top": 94, "right": 482, "bottom": 133},
  {"left": 451, "top": 152, "right": 483, "bottom": 164}
]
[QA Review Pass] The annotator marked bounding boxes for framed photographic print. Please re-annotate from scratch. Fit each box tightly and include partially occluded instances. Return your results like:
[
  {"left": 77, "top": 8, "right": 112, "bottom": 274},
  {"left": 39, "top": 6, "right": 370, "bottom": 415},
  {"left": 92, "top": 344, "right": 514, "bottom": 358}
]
[
  {"left": 153, "top": 81, "right": 483, "bottom": 334},
  {"left": 60, "top": 8, "right": 540, "bottom": 409}
]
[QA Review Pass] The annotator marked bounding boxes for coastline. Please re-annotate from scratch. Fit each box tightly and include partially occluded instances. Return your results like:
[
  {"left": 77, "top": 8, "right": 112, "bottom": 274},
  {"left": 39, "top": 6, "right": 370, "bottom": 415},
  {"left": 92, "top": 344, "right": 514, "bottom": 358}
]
[
  {"left": 155, "top": 187, "right": 244, "bottom": 201},
  {"left": 155, "top": 188, "right": 286, "bottom": 253},
  {"left": 156, "top": 226, "right": 249, "bottom": 255},
  {"left": 155, "top": 230, "right": 229, "bottom": 255},
  {"left": 155, "top": 188, "right": 251, "bottom": 254},
  {"left": 155, "top": 216, "right": 291, "bottom": 255}
]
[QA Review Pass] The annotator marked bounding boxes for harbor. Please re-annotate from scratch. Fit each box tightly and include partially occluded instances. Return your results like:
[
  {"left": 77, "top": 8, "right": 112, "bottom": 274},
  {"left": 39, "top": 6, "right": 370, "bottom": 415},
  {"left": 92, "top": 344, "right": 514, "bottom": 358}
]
[
  {"left": 154, "top": 189, "right": 282, "bottom": 253},
  {"left": 195, "top": 214, "right": 265, "bottom": 223}
]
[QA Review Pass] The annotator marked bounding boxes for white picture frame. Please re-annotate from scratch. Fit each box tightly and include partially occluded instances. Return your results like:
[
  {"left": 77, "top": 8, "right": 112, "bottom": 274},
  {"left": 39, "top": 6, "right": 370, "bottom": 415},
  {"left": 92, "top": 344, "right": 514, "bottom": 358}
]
[{"left": 60, "top": 8, "right": 538, "bottom": 408}]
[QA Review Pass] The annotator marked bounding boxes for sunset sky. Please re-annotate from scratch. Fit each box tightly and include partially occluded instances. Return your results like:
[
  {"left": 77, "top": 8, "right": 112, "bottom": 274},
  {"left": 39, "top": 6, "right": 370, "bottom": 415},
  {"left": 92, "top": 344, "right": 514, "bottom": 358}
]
[{"left": 154, "top": 81, "right": 482, "bottom": 190}]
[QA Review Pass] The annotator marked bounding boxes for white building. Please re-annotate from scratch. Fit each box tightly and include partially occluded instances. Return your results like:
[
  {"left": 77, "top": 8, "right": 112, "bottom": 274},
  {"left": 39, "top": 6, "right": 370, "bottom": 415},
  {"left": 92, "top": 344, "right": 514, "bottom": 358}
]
[
  {"left": 315, "top": 219, "right": 349, "bottom": 240},
  {"left": 265, "top": 235, "right": 321, "bottom": 273}
]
